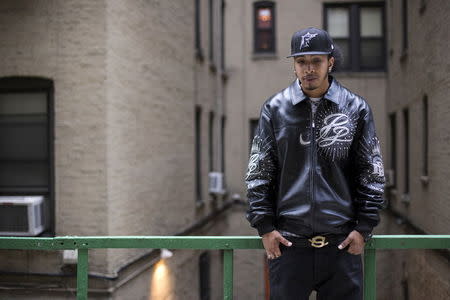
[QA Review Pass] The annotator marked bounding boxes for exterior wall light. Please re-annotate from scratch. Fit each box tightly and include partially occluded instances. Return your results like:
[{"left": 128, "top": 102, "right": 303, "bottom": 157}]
[{"left": 160, "top": 248, "right": 173, "bottom": 259}]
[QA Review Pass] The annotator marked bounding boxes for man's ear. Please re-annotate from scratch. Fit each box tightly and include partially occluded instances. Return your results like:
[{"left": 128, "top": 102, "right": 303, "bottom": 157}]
[{"left": 328, "top": 56, "right": 335, "bottom": 70}]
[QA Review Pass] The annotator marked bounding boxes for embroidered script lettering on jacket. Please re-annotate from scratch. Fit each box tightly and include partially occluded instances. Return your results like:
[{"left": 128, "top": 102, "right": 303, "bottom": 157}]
[
  {"left": 299, "top": 108, "right": 358, "bottom": 161},
  {"left": 247, "top": 148, "right": 260, "bottom": 179},
  {"left": 300, "top": 113, "right": 353, "bottom": 146}
]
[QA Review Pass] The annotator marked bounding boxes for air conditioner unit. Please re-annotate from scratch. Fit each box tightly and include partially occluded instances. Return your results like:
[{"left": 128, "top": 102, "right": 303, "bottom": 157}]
[
  {"left": 208, "top": 172, "right": 226, "bottom": 195},
  {"left": 0, "top": 196, "right": 46, "bottom": 236},
  {"left": 385, "top": 169, "right": 395, "bottom": 188}
]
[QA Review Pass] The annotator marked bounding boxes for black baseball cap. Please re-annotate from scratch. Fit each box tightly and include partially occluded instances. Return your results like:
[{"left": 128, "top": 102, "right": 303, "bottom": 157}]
[{"left": 287, "top": 27, "right": 334, "bottom": 58}]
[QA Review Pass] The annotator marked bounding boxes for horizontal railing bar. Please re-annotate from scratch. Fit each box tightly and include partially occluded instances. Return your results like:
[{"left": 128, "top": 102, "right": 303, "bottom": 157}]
[
  {"left": 0, "top": 236, "right": 264, "bottom": 250},
  {"left": 0, "top": 235, "right": 448, "bottom": 250},
  {"left": 366, "top": 235, "right": 450, "bottom": 249}
]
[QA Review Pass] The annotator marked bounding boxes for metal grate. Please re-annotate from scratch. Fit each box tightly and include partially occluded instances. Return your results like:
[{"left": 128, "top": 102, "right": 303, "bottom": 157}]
[{"left": 0, "top": 205, "right": 29, "bottom": 232}]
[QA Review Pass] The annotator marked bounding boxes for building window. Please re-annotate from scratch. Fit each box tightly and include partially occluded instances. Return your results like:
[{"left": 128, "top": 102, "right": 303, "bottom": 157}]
[
  {"left": 389, "top": 112, "right": 397, "bottom": 188},
  {"left": 402, "top": 0, "right": 408, "bottom": 53},
  {"left": 195, "top": 106, "right": 202, "bottom": 202},
  {"left": 209, "top": 111, "right": 215, "bottom": 172},
  {"left": 422, "top": 95, "right": 428, "bottom": 177},
  {"left": 419, "top": 0, "right": 427, "bottom": 15},
  {"left": 199, "top": 251, "right": 211, "bottom": 300},
  {"left": 254, "top": 1, "right": 276, "bottom": 53},
  {"left": 195, "top": 0, "right": 204, "bottom": 61},
  {"left": 0, "top": 77, "right": 54, "bottom": 235},
  {"left": 403, "top": 108, "right": 409, "bottom": 195},
  {"left": 249, "top": 119, "right": 259, "bottom": 152},
  {"left": 324, "top": 2, "right": 386, "bottom": 71},
  {"left": 221, "top": 0, "right": 225, "bottom": 69},
  {"left": 221, "top": 115, "right": 226, "bottom": 173},
  {"left": 209, "top": 0, "right": 214, "bottom": 62}
]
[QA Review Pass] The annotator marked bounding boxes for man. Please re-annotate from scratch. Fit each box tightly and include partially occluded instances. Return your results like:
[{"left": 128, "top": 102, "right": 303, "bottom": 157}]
[{"left": 245, "top": 27, "right": 385, "bottom": 300}]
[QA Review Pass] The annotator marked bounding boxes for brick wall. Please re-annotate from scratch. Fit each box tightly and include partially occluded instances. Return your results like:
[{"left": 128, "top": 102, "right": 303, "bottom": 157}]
[
  {"left": 104, "top": 0, "right": 197, "bottom": 275},
  {"left": 375, "top": 211, "right": 450, "bottom": 300},
  {"left": 386, "top": 0, "right": 450, "bottom": 235},
  {"left": 0, "top": 0, "right": 109, "bottom": 273}
]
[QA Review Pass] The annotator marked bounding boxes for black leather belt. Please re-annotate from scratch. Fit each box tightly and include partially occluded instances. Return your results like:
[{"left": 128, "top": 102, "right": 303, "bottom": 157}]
[{"left": 283, "top": 234, "right": 348, "bottom": 248}]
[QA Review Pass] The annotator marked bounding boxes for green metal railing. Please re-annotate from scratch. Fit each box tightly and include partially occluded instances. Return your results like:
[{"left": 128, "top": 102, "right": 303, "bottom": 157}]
[{"left": 0, "top": 235, "right": 449, "bottom": 299}]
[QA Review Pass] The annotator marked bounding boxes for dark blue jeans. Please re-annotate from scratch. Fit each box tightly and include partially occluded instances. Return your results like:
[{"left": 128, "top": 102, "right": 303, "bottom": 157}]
[{"left": 268, "top": 244, "right": 363, "bottom": 300}]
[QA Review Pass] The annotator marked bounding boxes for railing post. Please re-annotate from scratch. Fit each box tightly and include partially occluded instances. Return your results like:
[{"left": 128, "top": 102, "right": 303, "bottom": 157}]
[
  {"left": 223, "top": 249, "right": 234, "bottom": 300},
  {"left": 77, "top": 249, "right": 89, "bottom": 300},
  {"left": 364, "top": 248, "right": 376, "bottom": 300}
]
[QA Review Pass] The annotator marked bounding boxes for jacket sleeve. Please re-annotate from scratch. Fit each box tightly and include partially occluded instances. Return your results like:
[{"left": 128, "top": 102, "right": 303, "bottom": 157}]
[
  {"left": 245, "top": 103, "right": 278, "bottom": 236},
  {"left": 352, "top": 103, "right": 386, "bottom": 236}
]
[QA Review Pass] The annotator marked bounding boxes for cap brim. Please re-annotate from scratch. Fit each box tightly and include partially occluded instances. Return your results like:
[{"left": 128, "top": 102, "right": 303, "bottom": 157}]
[{"left": 286, "top": 51, "right": 332, "bottom": 58}]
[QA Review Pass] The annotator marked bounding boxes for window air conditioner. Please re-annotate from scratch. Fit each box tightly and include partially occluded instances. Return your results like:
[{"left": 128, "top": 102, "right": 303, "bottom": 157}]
[
  {"left": 208, "top": 172, "right": 226, "bottom": 195},
  {"left": 385, "top": 169, "right": 395, "bottom": 188},
  {"left": 0, "top": 196, "right": 46, "bottom": 236}
]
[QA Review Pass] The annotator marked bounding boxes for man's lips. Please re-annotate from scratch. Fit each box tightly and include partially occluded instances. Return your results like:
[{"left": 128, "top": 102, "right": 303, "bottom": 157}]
[{"left": 303, "top": 76, "right": 318, "bottom": 82}]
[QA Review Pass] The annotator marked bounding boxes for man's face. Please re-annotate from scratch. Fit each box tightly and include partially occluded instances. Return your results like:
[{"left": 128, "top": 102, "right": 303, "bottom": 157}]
[{"left": 294, "top": 54, "right": 334, "bottom": 94}]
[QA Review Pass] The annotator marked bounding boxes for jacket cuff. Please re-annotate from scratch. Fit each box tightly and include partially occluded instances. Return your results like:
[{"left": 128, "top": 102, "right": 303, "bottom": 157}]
[
  {"left": 255, "top": 217, "right": 275, "bottom": 236},
  {"left": 354, "top": 219, "right": 373, "bottom": 236}
]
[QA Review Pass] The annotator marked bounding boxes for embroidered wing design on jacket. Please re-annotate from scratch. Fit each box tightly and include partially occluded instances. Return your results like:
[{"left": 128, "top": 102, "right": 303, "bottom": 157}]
[
  {"left": 245, "top": 104, "right": 278, "bottom": 236},
  {"left": 352, "top": 105, "right": 386, "bottom": 234}
]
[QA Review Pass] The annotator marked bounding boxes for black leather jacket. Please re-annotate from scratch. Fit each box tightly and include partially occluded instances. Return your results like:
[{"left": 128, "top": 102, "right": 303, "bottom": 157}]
[{"left": 245, "top": 76, "right": 385, "bottom": 238}]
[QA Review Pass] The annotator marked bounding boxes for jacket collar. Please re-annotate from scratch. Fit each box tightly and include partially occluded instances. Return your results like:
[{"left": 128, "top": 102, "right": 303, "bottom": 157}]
[{"left": 291, "top": 75, "right": 341, "bottom": 106}]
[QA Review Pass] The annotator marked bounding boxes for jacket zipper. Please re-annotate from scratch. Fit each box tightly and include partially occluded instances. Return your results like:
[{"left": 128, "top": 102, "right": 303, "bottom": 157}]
[
  {"left": 310, "top": 99, "right": 323, "bottom": 235},
  {"left": 310, "top": 103, "right": 316, "bottom": 235}
]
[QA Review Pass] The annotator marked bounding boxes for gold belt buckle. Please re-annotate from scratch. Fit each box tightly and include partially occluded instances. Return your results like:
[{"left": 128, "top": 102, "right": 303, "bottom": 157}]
[{"left": 309, "top": 235, "right": 329, "bottom": 248}]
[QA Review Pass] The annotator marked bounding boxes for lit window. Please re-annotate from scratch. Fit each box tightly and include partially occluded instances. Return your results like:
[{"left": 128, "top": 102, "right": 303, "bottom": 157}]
[
  {"left": 254, "top": 1, "right": 276, "bottom": 53},
  {"left": 257, "top": 8, "right": 272, "bottom": 28}
]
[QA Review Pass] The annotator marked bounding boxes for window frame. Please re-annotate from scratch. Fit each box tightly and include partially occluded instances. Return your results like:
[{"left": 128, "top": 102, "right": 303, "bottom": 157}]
[
  {"left": 221, "top": 0, "right": 225, "bottom": 69},
  {"left": 0, "top": 76, "right": 55, "bottom": 236},
  {"left": 195, "top": 0, "right": 204, "bottom": 61},
  {"left": 220, "top": 115, "right": 226, "bottom": 173},
  {"left": 209, "top": 0, "right": 214, "bottom": 62},
  {"left": 209, "top": 111, "right": 215, "bottom": 172},
  {"left": 422, "top": 95, "right": 429, "bottom": 179},
  {"left": 199, "top": 251, "right": 211, "bottom": 300},
  {"left": 249, "top": 118, "right": 259, "bottom": 153},
  {"left": 388, "top": 112, "right": 397, "bottom": 188},
  {"left": 402, "top": 0, "right": 408, "bottom": 52},
  {"left": 195, "top": 105, "right": 203, "bottom": 203},
  {"left": 403, "top": 108, "right": 410, "bottom": 195},
  {"left": 253, "top": 1, "right": 276, "bottom": 54},
  {"left": 323, "top": 2, "right": 387, "bottom": 72}
]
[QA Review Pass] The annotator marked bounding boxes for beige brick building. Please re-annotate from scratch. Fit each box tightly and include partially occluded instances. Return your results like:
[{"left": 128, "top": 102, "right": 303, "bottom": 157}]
[
  {"left": 0, "top": 1, "right": 263, "bottom": 299},
  {"left": 0, "top": 0, "right": 448, "bottom": 299},
  {"left": 377, "top": 0, "right": 450, "bottom": 299}
]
